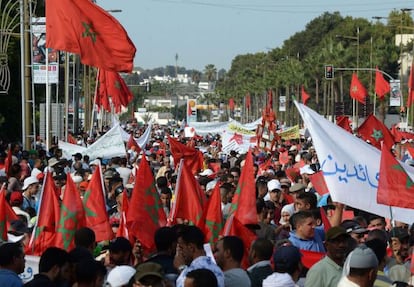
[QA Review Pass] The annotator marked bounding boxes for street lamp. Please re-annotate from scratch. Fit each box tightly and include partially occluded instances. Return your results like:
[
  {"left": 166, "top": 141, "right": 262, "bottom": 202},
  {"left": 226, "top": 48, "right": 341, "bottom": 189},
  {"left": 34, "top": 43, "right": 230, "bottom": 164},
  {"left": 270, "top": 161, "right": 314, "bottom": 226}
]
[{"left": 336, "top": 27, "right": 360, "bottom": 127}]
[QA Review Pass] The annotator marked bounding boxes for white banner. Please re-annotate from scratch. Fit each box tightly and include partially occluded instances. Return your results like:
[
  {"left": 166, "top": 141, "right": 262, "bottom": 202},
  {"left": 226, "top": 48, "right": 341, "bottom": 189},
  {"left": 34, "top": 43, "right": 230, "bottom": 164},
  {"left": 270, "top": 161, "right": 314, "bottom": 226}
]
[
  {"left": 20, "top": 255, "right": 40, "bottom": 283},
  {"left": 295, "top": 101, "right": 414, "bottom": 223},
  {"left": 188, "top": 117, "right": 261, "bottom": 136},
  {"left": 221, "top": 128, "right": 257, "bottom": 154},
  {"left": 58, "top": 141, "right": 87, "bottom": 160}
]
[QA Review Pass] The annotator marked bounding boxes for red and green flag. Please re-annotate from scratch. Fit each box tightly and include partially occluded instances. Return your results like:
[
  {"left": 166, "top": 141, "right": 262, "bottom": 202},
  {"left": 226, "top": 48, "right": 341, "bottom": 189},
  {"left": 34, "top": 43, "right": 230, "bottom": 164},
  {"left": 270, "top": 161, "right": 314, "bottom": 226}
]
[
  {"left": 357, "top": 113, "right": 395, "bottom": 150},
  {"left": 55, "top": 174, "right": 86, "bottom": 251},
  {"left": 127, "top": 157, "right": 167, "bottom": 252},
  {"left": 309, "top": 171, "right": 330, "bottom": 195},
  {"left": 84, "top": 164, "right": 114, "bottom": 242},
  {"left": 168, "top": 135, "right": 204, "bottom": 175},
  {"left": 350, "top": 73, "right": 367, "bottom": 105},
  {"left": 301, "top": 85, "right": 311, "bottom": 105},
  {"left": 116, "top": 191, "right": 130, "bottom": 240},
  {"left": 336, "top": 116, "right": 352, "bottom": 133},
  {"left": 375, "top": 67, "right": 390, "bottom": 100},
  {"left": 0, "top": 186, "right": 18, "bottom": 241},
  {"left": 203, "top": 181, "right": 223, "bottom": 245}
]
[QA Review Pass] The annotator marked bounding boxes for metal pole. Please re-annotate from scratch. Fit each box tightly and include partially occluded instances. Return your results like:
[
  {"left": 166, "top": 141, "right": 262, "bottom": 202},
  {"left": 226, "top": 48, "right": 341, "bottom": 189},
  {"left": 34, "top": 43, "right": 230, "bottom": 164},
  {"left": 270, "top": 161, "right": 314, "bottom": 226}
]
[
  {"left": 64, "top": 52, "right": 69, "bottom": 141},
  {"left": 20, "top": 0, "right": 26, "bottom": 148}
]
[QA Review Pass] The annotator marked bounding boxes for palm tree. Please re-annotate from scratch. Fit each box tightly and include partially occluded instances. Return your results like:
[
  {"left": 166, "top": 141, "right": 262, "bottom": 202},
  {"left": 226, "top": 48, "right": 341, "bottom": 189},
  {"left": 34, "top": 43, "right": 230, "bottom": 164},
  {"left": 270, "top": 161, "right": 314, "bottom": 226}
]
[{"left": 204, "top": 64, "right": 217, "bottom": 91}]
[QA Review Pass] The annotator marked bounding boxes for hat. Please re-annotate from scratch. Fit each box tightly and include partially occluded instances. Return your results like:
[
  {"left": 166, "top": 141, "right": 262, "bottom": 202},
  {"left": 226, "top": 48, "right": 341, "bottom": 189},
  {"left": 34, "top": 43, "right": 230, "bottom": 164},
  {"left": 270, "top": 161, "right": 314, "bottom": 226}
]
[
  {"left": 109, "top": 237, "right": 132, "bottom": 253},
  {"left": 106, "top": 265, "right": 136, "bottom": 287},
  {"left": 347, "top": 245, "right": 378, "bottom": 269},
  {"left": 135, "top": 262, "right": 164, "bottom": 282},
  {"left": 280, "top": 178, "right": 291, "bottom": 187},
  {"left": 22, "top": 176, "right": 39, "bottom": 190},
  {"left": 289, "top": 183, "right": 306, "bottom": 193},
  {"left": 390, "top": 227, "right": 410, "bottom": 241},
  {"left": 10, "top": 191, "right": 23, "bottom": 205},
  {"left": 7, "top": 233, "right": 25, "bottom": 243},
  {"left": 206, "top": 180, "right": 217, "bottom": 191},
  {"left": 325, "top": 226, "right": 349, "bottom": 241},
  {"left": 267, "top": 179, "right": 281, "bottom": 192},
  {"left": 48, "top": 157, "right": 59, "bottom": 167},
  {"left": 340, "top": 220, "right": 368, "bottom": 234},
  {"left": 199, "top": 169, "right": 213, "bottom": 176},
  {"left": 71, "top": 175, "right": 83, "bottom": 184},
  {"left": 103, "top": 168, "right": 120, "bottom": 180},
  {"left": 10, "top": 220, "right": 32, "bottom": 234},
  {"left": 273, "top": 245, "right": 302, "bottom": 272}
]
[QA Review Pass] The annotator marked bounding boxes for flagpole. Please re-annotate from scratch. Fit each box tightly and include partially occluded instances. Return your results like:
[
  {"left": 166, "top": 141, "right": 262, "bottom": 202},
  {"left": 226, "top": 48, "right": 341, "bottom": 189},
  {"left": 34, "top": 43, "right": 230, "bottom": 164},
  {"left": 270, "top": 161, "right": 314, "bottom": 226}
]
[
  {"left": 90, "top": 68, "right": 100, "bottom": 138},
  {"left": 45, "top": 46, "right": 50, "bottom": 151},
  {"left": 373, "top": 93, "right": 377, "bottom": 116},
  {"left": 407, "top": 107, "right": 410, "bottom": 128},
  {"left": 64, "top": 52, "right": 69, "bottom": 141}
]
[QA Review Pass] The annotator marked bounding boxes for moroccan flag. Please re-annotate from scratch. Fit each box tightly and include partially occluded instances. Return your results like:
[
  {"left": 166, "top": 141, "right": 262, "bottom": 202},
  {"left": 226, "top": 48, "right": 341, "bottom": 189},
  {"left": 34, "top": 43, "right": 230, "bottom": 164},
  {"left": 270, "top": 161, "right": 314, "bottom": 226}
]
[
  {"left": 408, "top": 63, "right": 414, "bottom": 107},
  {"left": 300, "top": 249, "right": 325, "bottom": 269},
  {"left": 229, "top": 98, "right": 235, "bottom": 111},
  {"left": 390, "top": 125, "right": 414, "bottom": 143},
  {"left": 46, "top": 0, "right": 136, "bottom": 72},
  {"left": 203, "top": 181, "right": 223, "bottom": 245},
  {"left": 279, "top": 151, "right": 289, "bottom": 165},
  {"left": 258, "top": 157, "right": 273, "bottom": 175},
  {"left": 228, "top": 150, "right": 257, "bottom": 226},
  {"left": 167, "top": 135, "right": 204, "bottom": 175},
  {"left": 116, "top": 192, "right": 130, "bottom": 240},
  {"left": 350, "top": 73, "right": 367, "bottom": 105},
  {"left": 377, "top": 145, "right": 414, "bottom": 209},
  {"left": 96, "top": 70, "right": 133, "bottom": 114},
  {"left": 4, "top": 147, "right": 12, "bottom": 177},
  {"left": 357, "top": 113, "right": 395, "bottom": 150},
  {"left": 168, "top": 160, "right": 205, "bottom": 227},
  {"left": 320, "top": 207, "right": 332, "bottom": 233},
  {"left": 127, "top": 133, "right": 142, "bottom": 152},
  {"left": 309, "top": 172, "right": 330, "bottom": 195},
  {"left": 336, "top": 116, "right": 352, "bottom": 133},
  {"left": 301, "top": 86, "right": 311, "bottom": 105},
  {"left": 375, "top": 67, "right": 390, "bottom": 100},
  {"left": 221, "top": 214, "right": 257, "bottom": 269},
  {"left": 28, "top": 172, "right": 60, "bottom": 255},
  {"left": 127, "top": 157, "right": 167, "bottom": 252},
  {"left": 267, "top": 89, "right": 273, "bottom": 111},
  {"left": 67, "top": 133, "right": 77, "bottom": 144},
  {"left": 55, "top": 174, "right": 86, "bottom": 251},
  {"left": 0, "top": 187, "right": 18, "bottom": 241},
  {"left": 83, "top": 164, "right": 114, "bottom": 242},
  {"left": 285, "top": 167, "right": 300, "bottom": 183},
  {"left": 245, "top": 92, "right": 251, "bottom": 110}
]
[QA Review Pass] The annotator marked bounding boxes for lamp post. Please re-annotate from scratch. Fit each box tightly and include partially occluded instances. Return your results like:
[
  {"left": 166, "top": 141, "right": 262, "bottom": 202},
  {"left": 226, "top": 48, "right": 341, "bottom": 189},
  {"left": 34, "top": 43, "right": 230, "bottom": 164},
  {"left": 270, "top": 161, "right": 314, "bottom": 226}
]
[{"left": 336, "top": 27, "right": 360, "bottom": 127}]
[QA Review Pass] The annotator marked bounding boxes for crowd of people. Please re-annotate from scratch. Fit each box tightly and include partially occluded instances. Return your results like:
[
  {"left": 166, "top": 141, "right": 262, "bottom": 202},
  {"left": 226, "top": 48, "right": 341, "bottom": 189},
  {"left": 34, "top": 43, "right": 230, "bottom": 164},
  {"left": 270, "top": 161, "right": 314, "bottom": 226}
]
[{"left": 0, "top": 122, "right": 413, "bottom": 287}]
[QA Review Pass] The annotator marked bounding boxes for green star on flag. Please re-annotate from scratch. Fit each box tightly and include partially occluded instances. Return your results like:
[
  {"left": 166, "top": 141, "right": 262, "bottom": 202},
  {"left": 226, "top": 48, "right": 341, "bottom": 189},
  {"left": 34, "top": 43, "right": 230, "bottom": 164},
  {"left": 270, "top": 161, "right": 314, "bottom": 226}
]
[{"left": 82, "top": 22, "right": 97, "bottom": 42}]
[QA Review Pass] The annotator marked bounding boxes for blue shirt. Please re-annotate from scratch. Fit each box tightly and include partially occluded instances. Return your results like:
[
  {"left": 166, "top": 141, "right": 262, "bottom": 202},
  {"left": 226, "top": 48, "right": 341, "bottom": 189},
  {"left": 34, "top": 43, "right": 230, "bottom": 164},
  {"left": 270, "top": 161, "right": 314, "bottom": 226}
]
[
  {"left": 288, "top": 228, "right": 326, "bottom": 252},
  {"left": 176, "top": 256, "right": 225, "bottom": 287},
  {"left": 0, "top": 269, "right": 23, "bottom": 287}
]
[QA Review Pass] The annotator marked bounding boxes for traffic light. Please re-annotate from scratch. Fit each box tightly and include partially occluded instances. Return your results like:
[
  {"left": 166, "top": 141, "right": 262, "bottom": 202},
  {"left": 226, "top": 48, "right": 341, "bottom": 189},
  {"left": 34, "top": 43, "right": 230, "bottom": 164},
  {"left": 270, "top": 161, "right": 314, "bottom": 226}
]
[{"left": 325, "top": 65, "right": 334, "bottom": 79}]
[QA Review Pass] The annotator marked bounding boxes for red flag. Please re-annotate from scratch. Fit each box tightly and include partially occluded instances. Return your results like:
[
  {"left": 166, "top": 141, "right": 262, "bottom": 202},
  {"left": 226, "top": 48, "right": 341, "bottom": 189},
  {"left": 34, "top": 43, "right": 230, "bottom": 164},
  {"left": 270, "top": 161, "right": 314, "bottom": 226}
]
[
  {"left": 410, "top": 250, "right": 414, "bottom": 274},
  {"left": 309, "top": 172, "right": 330, "bottom": 195},
  {"left": 127, "top": 133, "right": 142, "bottom": 152},
  {"left": 300, "top": 249, "right": 325, "bottom": 269},
  {"left": 116, "top": 192, "right": 130, "bottom": 240},
  {"left": 221, "top": 214, "right": 257, "bottom": 269},
  {"left": 55, "top": 174, "right": 86, "bottom": 251},
  {"left": 228, "top": 150, "right": 257, "bottom": 226},
  {"left": 84, "top": 164, "right": 114, "bottom": 242},
  {"left": 0, "top": 187, "right": 18, "bottom": 241},
  {"left": 408, "top": 63, "right": 414, "bottom": 107},
  {"left": 245, "top": 92, "right": 251, "bottom": 110},
  {"left": 406, "top": 146, "right": 414, "bottom": 158},
  {"left": 167, "top": 135, "right": 203, "bottom": 175},
  {"left": 320, "top": 207, "right": 331, "bottom": 233},
  {"left": 391, "top": 124, "right": 414, "bottom": 143},
  {"left": 5, "top": 147, "right": 12, "bottom": 177},
  {"left": 28, "top": 172, "right": 60, "bottom": 255},
  {"left": 279, "top": 151, "right": 289, "bottom": 165},
  {"left": 96, "top": 70, "right": 133, "bottom": 113},
  {"left": 375, "top": 67, "right": 390, "bottom": 100},
  {"left": 377, "top": 145, "right": 414, "bottom": 209},
  {"left": 301, "top": 86, "right": 311, "bottom": 105},
  {"left": 46, "top": 0, "right": 136, "bottom": 72},
  {"left": 67, "top": 133, "right": 77, "bottom": 144},
  {"left": 350, "top": 73, "right": 367, "bottom": 105},
  {"left": 336, "top": 116, "right": 352, "bottom": 133},
  {"left": 203, "top": 182, "right": 223, "bottom": 245},
  {"left": 127, "top": 157, "right": 167, "bottom": 251},
  {"left": 285, "top": 167, "right": 300, "bottom": 183},
  {"left": 168, "top": 160, "right": 205, "bottom": 228},
  {"left": 357, "top": 113, "right": 395, "bottom": 150},
  {"left": 229, "top": 98, "right": 235, "bottom": 111},
  {"left": 258, "top": 157, "right": 273, "bottom": 175},
  {"left": 267, "top": 89, "right": 273, "bottom": 111}
]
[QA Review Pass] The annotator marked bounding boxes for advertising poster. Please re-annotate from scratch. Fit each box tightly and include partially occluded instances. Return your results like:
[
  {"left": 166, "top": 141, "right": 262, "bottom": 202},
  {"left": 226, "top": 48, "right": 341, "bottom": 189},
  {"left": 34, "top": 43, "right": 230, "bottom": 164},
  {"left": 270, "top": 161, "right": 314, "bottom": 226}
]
[
  {"left": 187, "top": 99, "right": 197, "bottom": 123},
  {"left": 279, "top": 96, "right": 286, "bottom": 112},
  {"left": 389, "top": 80, "right": 401, "bottom": 107}
]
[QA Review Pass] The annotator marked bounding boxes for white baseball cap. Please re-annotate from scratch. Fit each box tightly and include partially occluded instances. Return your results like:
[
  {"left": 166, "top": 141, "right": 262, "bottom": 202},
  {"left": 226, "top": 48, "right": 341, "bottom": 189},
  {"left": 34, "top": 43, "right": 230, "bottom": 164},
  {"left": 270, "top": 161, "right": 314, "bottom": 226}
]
[
  {"left": 106, "top": 265, "right": 136, "bottom": 287},
  {"left": 22, "top": 176, "right": 39, "bottom": 190}
]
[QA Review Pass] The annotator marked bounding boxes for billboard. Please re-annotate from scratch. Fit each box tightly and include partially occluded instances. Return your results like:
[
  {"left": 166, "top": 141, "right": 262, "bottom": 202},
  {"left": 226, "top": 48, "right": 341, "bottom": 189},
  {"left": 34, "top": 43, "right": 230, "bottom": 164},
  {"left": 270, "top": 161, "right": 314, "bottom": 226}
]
[
  {"left": 31, "top": 17, "right": 59, "bottom": 84},
  {"left": 389, "top": 80, "right": 401, "bottom": 107}
]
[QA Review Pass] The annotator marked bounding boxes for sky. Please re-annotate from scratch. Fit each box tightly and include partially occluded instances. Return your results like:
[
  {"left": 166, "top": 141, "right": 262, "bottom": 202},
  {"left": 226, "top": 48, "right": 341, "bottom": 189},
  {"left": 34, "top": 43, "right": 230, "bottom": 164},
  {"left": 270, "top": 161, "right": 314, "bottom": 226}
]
[{"left": 98, "top": 0, "right": 410, "bottom": 72}]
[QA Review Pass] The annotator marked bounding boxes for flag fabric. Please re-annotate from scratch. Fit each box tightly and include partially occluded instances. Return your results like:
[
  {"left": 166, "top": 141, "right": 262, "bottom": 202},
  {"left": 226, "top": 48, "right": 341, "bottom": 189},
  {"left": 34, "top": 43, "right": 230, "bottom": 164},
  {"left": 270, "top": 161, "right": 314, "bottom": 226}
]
[
  {"left": 127, "top": 133, "right": 142, "bottom": 153},
  {"left": 28, "top": 172, "right": 60, "bottom": 255},
  {"left": 96, "top": 70, "right": 133, "bottom": 113},
  {"left": 408, "top": 63, "right": 414, "bottom": 107},
  {"left": 320, "top": 207, "right": 332, "bottom": 233},
  {"left": 45, "top": 0, "right": 136, "bottom": 72},
  {"left": 267, "top": 89, "right": 273, "bottom": 112},
  {"left": 245, "top": 92, "right": 251, "bottom": 110},
  {"left": 168, "top": 160, "right": 205, "bottom": 227},
  {"left": 203, "top": 181, "right": 223, "bottom": 245},
  {"left": 5, "top": 147, "right": 12, "bottom": 177},
  {"left": 67, "top": 134, "right": 77, "bottom": 144},
  {"left": 127, "top": 157, "right": 167, "bottom": 251},
  {"left": 83, "top": 164, "right": 114, "bottom": 242},
  {"left": 309, "top": 171, "right": 330, "bottom": 195},
  {"left": 377, "top": 145, "right": 414, "bottom": 209},
  {"left": 350, "top": 73, "right": 368, "bottom": 105},
  {"left": 301, "top": 86, "right": 311, "bottom": 105},
  {"left": 167, "top": 135, "right": 204, "bottom": 175},
  {"left": 279, "top": 151, "right": 290, "bottom": 165},
  {"left": 357, "top": 113, "right": 395, "bottom": 150},
  {"left": 0, "top": 186, "right": 18, "bottom": 241},
  {"left": 229, "top": 98, "right": 235, "bottom": 111},
  {"left": 300, "top": 249, "right": 325, "bottom": 269},
  {"left": 336, "top": 116, "right": 352, "bottom": 133},
  {"left": 391, "top": 124, "right": 414, "bottom": 143},
  {"left": 55, "top": 174, "right": 86, "bottom": 251},
  {"left": 116, "top": 191, "right": 130, "bottom": 240},
  {"left": 375, "top": 67, "right": 390, "bottom": 100},
  {"left": 228, "top": 150, "right": 257, "bottom": 226},
  {"left": 294, "top": 100, "right": 414, "bottom": 224}
]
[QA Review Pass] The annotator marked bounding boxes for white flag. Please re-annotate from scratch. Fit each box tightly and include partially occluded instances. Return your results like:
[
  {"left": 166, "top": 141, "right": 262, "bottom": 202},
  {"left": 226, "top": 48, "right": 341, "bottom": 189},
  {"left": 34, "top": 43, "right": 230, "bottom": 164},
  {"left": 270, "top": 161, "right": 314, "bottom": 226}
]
[{"left": 295, "top": 101, "right": 414, "bottom": 223}]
